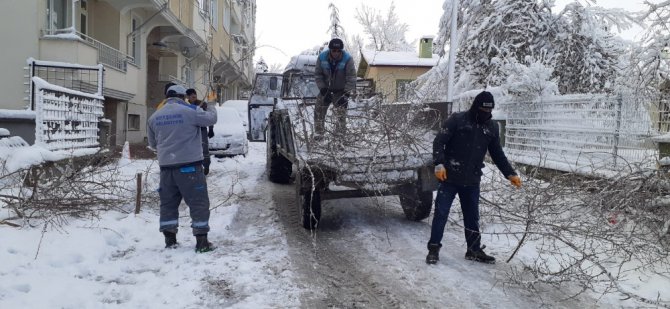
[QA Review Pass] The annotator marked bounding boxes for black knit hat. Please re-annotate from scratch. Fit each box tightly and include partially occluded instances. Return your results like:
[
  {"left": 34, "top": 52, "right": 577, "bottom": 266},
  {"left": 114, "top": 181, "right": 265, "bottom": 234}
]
[
  {"left": 472, "top": 91, "right": 495, "bottom": 109},
  {"left": 328, "top": 38, "right": 344, "bottom": 50}
]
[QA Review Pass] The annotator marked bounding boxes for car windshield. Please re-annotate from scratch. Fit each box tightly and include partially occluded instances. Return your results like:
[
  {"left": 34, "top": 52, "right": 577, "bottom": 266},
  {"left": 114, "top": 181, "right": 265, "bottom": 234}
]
[
  {"left": 281, "top": 71, "right": 319, "bottom": 99},
  {"left": 252, "top": 74, "right": 282, "bottom": 98}
]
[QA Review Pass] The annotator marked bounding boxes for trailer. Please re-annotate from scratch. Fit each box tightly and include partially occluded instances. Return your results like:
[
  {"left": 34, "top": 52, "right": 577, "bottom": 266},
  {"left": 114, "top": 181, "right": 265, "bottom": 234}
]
[{"left": 259, "top": 54, "right": 451, "bottom": 229}]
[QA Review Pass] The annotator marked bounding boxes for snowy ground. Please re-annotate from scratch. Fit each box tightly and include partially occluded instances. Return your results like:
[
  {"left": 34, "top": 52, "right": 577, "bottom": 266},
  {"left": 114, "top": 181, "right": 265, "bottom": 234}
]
[
  {"left": 0, "top": 143, "right": 300, "bottom": 308},
  {"left": 1, "top": 142, "right": 668, "bottom": 308}
]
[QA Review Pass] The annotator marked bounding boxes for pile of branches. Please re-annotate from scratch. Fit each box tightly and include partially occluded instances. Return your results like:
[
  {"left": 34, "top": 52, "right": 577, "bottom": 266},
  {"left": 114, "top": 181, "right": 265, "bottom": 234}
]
[
  {"left": 481, "top": 167, "right": 670, "bottom": 307},
  {"left": 0, "top": 150, "right": 158, "bottom": 228}
]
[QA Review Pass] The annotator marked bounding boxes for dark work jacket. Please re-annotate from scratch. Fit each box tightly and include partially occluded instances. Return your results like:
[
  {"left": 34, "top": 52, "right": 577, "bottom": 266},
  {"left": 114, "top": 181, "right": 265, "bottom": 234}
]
[{"left": 433, "top": 110, "right": 516, "bottom": 185}]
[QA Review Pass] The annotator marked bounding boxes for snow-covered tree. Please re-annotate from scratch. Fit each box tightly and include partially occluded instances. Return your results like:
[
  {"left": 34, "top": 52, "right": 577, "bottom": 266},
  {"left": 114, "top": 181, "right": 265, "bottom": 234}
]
[
  {"left": 420, "top": 0, "right": 631, "bottom": 99},
  {"left": 346, "top": 33, "right": 364, "bottom": 69},
  {"left": 552, "top": 3, "right": 628, "bottom": 94},
  {"left": 625, "top": 1, "right": 670, "bottom": 98},
  {"left": 268, "top": 63, "right": 284, "bottom": 74},
  {"left": 501, "top": 55, "right": 559, "bottom": 100},
  {"left": 328, "top": 3, "right": 346, "bottom": 39},
  {"left": 354, "top": 1, "right": 414, "bottom": 52},
  {"left": 255, "top": 57, "right": 269, "bottom": 73}
]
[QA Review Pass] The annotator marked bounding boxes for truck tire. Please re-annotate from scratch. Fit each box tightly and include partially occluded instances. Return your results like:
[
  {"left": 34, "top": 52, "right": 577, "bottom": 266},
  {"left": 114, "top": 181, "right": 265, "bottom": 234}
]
[
  {"left": 399, "top": 184, "right": 433, "bottom": 221},
  {"left": 266, "top": 118, "right": 292, "bottom": 184},
  {"left": 298, "top": 188, "right": 321, "bottom": 229}
]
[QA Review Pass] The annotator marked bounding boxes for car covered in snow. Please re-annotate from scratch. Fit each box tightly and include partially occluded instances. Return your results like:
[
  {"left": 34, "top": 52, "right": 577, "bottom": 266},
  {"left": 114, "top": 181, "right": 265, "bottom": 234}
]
[
  {"left": 221, "top": 99, "right": 249, "bottom": 132},
  {"left": 209, "top": 106, "right": 248, "bottom": 157}
]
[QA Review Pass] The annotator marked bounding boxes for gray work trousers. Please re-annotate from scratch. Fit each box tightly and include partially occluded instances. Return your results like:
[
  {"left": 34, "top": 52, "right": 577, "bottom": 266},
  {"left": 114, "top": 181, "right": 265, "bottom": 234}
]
[
  {"left": 314, "top": 91, "right": 347, "bottom": 136},
  {"left": 158, "top": 163, "right": 210, "bottom": 235}
]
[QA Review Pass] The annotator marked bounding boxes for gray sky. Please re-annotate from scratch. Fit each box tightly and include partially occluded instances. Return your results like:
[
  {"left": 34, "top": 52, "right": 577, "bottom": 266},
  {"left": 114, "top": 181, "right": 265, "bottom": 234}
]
[{"left": 253, "top": 0, "right": 647, "bottom": 68}]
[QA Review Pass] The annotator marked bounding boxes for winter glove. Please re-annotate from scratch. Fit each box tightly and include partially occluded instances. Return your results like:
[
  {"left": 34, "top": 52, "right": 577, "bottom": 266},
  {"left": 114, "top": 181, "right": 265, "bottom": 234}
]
[
  {"left": 207, "top": 127, "right": 215, "bottom": 139},
  {"left": 508, "top": 175, "right": 522, "bottom": 188},
  {"left": 434, "top": 164, "right": 447, "bottom": 181},
  {"left": 319, "top": 88, "right": 327, "bottom": 96},
  {"left": 199, "top": 101, "right": 208, "bottom": 111}
]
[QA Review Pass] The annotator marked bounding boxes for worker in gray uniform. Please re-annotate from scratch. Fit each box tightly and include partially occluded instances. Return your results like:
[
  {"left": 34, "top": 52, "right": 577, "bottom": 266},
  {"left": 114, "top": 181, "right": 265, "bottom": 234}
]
[{"left": 147, "top": 84, "right": 218, "bottom": 253}]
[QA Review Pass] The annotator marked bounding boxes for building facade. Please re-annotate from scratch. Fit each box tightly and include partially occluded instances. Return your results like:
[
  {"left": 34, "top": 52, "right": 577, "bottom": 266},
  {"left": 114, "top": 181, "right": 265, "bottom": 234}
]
[
  {"left": 357, "top": 36, "right": 438, "bottom": 103},
  {"left": 0, "top": 0, "right": 256, "bottom": 146}
]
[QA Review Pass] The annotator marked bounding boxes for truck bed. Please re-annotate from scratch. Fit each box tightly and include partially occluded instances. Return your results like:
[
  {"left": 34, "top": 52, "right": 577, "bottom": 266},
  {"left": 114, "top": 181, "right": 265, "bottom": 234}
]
[{"left": 275, "top": 99, "right": 445, "bottom": 188}]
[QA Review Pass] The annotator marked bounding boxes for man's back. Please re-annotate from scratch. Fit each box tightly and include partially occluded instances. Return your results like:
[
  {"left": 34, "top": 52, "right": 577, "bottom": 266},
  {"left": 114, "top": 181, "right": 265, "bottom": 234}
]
[{"left": 148, "top": 98, "right": 217, "bottom": 167}]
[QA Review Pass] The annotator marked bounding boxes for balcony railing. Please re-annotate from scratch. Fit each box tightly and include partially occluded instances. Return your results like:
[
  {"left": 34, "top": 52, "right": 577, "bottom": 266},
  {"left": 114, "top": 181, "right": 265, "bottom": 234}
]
[{"left": 42, "top": 28, "right": 137, "bottom": 72}]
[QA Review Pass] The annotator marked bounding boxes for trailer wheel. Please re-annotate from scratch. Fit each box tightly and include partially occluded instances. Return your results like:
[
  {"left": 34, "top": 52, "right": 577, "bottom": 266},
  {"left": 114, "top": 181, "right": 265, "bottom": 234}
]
[
  {"left": 266, "top": 119, "right": 292, "bottom": 184},
  {"left": 399, "top": 185, "right": 433, "bottom": 221}
]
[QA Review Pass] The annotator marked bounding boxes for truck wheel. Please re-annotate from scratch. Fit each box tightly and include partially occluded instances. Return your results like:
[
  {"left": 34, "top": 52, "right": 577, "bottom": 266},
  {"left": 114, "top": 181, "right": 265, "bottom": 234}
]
[
  {"left": 399, "top": 185, "right": 433, "bottom": 221},
  {"left": 266, "top": 120, "right": 292, "bottom": 184},
  {"left": 298, "top": 189, "right": 321, "bottom": 229}
]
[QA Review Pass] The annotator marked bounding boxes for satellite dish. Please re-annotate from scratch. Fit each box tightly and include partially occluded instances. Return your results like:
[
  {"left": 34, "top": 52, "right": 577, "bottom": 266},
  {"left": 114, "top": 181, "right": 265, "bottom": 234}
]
[{"left": 178, "top": 36, "right": 198, "bottom": 58}]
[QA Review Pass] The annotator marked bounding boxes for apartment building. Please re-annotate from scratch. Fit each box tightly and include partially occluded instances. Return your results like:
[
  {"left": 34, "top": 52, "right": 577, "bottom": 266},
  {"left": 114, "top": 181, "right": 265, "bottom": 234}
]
[{"left": 0, "top": 0, "right": 255, "bottom": 147}]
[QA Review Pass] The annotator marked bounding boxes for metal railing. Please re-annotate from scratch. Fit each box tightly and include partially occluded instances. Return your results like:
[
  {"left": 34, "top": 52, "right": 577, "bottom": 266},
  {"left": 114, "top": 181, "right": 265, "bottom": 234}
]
[
  {"left": 501, "top": 93, "right": 660, "bottom": 175},
  {"left": 42, "top": 28, "right": 136, "bottom": 72}
]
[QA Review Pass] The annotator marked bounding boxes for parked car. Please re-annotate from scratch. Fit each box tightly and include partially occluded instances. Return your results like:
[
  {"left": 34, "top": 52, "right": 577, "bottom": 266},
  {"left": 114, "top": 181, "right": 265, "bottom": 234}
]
[
  {"left": 209, "top": 106, "right": 248, "bottom": 157},
  {"left": 221, "top": 99, "right": 249, "bottom": 132}
]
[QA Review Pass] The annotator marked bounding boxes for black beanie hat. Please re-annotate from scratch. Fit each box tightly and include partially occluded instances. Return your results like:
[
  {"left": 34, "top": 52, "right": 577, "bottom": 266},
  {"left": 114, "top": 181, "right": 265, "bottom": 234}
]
[
  {"left": 328, "top": 38, "right": 344, "bottom": 50},
  {"left": 472, "top": 91, "right": 495, "bottom": 109}
]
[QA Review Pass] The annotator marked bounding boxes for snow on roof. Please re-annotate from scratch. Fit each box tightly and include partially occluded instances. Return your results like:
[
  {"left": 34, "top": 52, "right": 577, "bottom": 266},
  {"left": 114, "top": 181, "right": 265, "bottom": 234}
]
[
  {"left": 284, "top": 54, "right": 317, "bottom": 74},
  {"left": 361, "top": 50, "right": 441, "bottom": 67}
]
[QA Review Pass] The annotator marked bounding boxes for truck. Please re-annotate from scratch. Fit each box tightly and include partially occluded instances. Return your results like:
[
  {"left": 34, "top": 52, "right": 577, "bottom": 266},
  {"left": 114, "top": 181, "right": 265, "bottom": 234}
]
[{"left": 253, "top": 52, "right": 450, "bottom": 229}]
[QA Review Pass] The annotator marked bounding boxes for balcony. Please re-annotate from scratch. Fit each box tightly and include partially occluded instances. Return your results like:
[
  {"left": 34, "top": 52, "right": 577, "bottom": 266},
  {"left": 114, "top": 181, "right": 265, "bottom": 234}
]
[{"left": 42, "top": 28, "right": 137, "bottom": 72}]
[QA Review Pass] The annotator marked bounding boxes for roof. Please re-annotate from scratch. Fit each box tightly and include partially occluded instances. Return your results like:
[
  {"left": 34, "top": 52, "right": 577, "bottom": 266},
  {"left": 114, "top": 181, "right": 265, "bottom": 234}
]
[
  {"left": 284, "top": 54, "right": 317, "bottom": 74},
  {"left": 360, "top": 50, "right": 441, "bottom": 67}
]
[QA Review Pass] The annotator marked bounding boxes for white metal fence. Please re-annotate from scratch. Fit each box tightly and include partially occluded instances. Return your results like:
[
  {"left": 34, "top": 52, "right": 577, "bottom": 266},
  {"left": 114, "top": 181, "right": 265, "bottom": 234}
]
[
  {"left": 33, "top": 78, "right": 104, "bottom": 151},
  {"left": 501, "top": 94, "right": 660, "bottom": 175}
]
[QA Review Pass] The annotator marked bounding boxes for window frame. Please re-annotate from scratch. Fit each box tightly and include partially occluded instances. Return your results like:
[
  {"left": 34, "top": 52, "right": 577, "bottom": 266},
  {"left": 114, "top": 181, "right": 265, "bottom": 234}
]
[{"left": 127, "top": 114, "right": 141, "bottom": 131}]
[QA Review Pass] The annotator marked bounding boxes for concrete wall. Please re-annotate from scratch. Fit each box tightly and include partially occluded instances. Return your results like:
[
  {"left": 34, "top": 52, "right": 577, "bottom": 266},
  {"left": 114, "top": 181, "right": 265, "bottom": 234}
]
[
  {"left": 0, "top": 0, "right": 41, "bottom": 110},
  {"left": 365, "top": 66, "right": 431, "bottom": 102},
  {"left": 0, "top": 118, "right": 36, "bottom": 144},
  {"left": 90, "top": 1, "right": 120, "bottom": 49},
  {"left": 39, "top": 38, "right": 98, "bottom": 65}
]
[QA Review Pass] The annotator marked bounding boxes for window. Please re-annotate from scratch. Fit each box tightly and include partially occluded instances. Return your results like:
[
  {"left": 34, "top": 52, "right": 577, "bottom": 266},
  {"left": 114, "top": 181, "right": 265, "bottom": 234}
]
[
  {"left": 198, "top": 0, "right": 210, "bottom": 15},
  {"left": 223, "top": 0, "right": 231, "bottom": 32},
  {"left": 80, "top": 12, "right": 87, "bottom": 34},
  {"left": 79, "top": 0, "right": 87, "bottom": 34},
  {"left": 128, "top": 114, "right": 140, "bottom": 131},
  {"left": 131, "top": 16, "right": 141, "bottom": 64},
  {"left": 396, "top": 79, "right": 414, "bottom": 102},
  {"left": 211, "top": 0, "right": 218, "bottom": 29},
  {"left": 46, "top": 0, "right": 68, "bottom": 31}
]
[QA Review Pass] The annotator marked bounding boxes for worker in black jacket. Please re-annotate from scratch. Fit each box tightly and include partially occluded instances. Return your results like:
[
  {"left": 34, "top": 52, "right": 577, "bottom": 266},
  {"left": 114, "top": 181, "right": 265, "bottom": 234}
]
[{"left": 426, "top": 91, "right": 522, "bottom": 265}]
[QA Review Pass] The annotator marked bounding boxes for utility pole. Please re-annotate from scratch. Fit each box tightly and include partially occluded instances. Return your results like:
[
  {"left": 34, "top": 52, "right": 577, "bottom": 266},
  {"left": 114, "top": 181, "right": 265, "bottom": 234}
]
[{"left": 446, "top": 0, "right": 459, "bottom": 103}]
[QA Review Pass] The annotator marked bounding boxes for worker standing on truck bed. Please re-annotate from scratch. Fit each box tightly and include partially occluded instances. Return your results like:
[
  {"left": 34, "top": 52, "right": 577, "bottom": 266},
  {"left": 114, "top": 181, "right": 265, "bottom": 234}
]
[
  {"left": 314, "top": 38, "right": 357, "bottom": 140},
  {"left": 426, "top": 91, "right": 522, "bottom": 265}
]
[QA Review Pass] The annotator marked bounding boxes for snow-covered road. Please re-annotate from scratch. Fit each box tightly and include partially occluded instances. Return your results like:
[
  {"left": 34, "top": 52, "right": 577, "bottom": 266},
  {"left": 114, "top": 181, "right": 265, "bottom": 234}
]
[{"left": 0, "top": 142, "right": 652, "bottom": 308}]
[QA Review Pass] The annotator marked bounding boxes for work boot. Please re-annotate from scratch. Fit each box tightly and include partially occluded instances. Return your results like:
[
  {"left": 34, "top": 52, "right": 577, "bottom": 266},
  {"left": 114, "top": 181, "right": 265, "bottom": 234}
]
[
  {"left": 195, "top": 234, "right": 215, "bottom": 253},
  {"left": 426, "top": 243, "right": 442, "bottom": 264},
  {"left": 163, "top": 231, "right": 178, "bottom": 249},
  {"left": 465, "top": 245, "right": 496, "bottom": 264}
]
